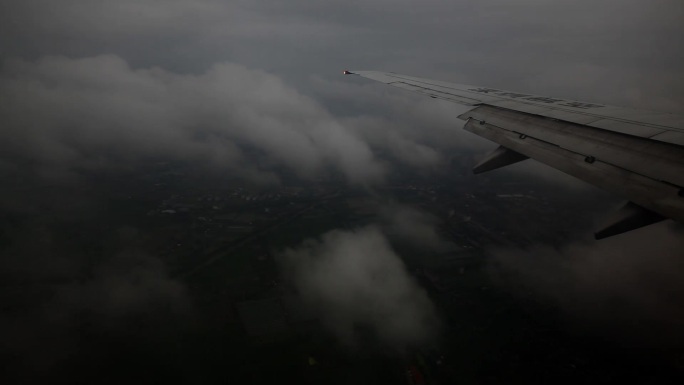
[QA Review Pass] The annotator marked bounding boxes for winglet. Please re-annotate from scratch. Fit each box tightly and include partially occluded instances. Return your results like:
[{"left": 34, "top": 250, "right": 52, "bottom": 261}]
[
  {"left": 594, "top": 201, "right": 666, "bottom": 240},
  {"left": 343, "top": 70, "right": 356, "bottom": 75},
  {"left": 473, "top": 145, "right": 528, "bottom": 174}
]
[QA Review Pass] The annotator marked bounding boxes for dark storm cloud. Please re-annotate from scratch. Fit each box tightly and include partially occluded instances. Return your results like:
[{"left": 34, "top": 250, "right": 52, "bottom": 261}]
[
  {"left": 278, "top": 225, "right": 441, "bottom": 349},
  {"left": 488, "top": 222, "right": 684, "bottom": 347}
]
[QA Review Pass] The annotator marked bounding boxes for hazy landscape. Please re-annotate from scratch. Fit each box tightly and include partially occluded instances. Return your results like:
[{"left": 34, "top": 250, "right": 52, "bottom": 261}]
[{"left": 1, "top": 1, "right": 683, "bottom": 384}]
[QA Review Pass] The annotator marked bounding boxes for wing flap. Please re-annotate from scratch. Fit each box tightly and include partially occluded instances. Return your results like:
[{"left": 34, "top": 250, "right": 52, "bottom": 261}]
[
  {"left": 589, "top": 119, "right": 664, "bottom": 137},
  {"left": 649, "top": 131, "right": 684, "bottom": 146},
  {"left": 463, "top": 118, "right": 684, "bottom": 222},
  {"left": 460, "top": 105, "right": 684, "bottom": 188}
]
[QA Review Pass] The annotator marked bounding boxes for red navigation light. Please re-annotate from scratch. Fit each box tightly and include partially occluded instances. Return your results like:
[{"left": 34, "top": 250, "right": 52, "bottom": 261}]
[{"left": 343, "top": 70, "right": 353, "bottom": 75}]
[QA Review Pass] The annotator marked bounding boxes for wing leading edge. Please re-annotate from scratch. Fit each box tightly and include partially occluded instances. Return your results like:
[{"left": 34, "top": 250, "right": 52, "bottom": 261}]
[{"left": 344, "top": 70, "right": 684, "bottom": 238}]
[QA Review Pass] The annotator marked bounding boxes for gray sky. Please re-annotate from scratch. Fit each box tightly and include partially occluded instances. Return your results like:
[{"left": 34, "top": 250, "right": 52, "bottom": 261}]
[
  {"left": 2, "top": 0, "right": 683, "bottom": 187},
  {"left": 2, "top": 1, "right": 682, "bottom": 193},
  {"left": 2, "top": 1, "right": 683, "bottom": 378},
  {"left": 3, "top": 1, "right": 683, "bottom": 103}
]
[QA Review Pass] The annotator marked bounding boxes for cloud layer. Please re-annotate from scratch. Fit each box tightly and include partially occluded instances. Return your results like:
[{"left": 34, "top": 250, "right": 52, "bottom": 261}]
[
  {"left": 489, "top": 222, "right": 684, "bottom": 347},
  {"left": 278, "top": 226, "right": 440, "bottom": 349},
  {"left": 0, "top": 55, "right": 387, "bottom": 185}
]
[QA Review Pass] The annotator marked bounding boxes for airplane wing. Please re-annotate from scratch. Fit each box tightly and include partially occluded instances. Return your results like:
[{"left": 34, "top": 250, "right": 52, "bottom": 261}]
[{"left": 344, "top": 70, "right": 684, "bottom": 238}]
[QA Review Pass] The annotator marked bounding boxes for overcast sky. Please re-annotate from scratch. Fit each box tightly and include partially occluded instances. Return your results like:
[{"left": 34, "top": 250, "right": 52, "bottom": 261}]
[
  {"left": 1, "top": 0, "right": 683, "bottom": 191},
  {"left": 3, "top": 0, "right": 683, "bottom": 104},
  {"left": 2, "top": 0, "right": 683, "bottom": 189},
  {"left": 2, "top": 1, "right": 683, "bottom": 381}
]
